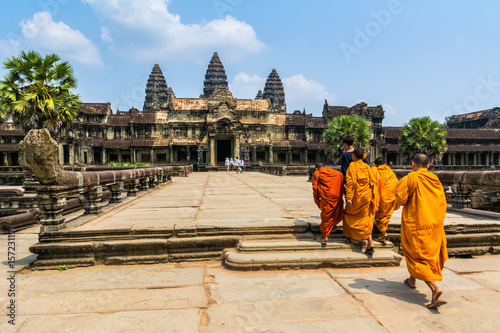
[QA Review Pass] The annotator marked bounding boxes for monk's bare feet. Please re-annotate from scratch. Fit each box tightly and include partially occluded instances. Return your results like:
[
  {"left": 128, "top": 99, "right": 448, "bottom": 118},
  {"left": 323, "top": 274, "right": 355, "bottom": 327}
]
[
  {"left": 432, "top": 289, "right": 443, "bottom": 302},
  {"left": 425, "top": 281, "right": 447, "bottom": 308},
  {"left": 377, "top": 232, "right": 387, "bottom": 242},
  {"left": 321, "top": 237, "right": 328, "bottom": 242},
  {"left": 404, "top": 277, "right": 417, "bottom": 289}
]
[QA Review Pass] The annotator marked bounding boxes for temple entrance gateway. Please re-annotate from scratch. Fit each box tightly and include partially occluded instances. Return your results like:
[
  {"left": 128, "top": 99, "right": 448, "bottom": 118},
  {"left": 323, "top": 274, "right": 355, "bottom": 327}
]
[{"left": 216, "top": 139, "right": 232, "bottom": 164}]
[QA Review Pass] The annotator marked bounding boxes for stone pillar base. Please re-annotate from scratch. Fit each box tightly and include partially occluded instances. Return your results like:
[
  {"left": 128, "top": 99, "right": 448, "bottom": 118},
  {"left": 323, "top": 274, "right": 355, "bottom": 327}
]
[{"left": 83, "top": 185, "right": 102, "bottom": 214}]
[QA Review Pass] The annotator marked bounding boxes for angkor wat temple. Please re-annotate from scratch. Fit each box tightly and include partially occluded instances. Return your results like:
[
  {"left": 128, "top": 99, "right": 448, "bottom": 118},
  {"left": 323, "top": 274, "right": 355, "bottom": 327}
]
[{"left": 0, "top": 52, "right": 499, "bottom": 168}]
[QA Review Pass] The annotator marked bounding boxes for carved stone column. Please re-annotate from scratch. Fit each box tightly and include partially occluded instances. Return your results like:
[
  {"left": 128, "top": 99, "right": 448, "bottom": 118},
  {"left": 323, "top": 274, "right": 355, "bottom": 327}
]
[
  {"left": 22, "top": 172, "right": 40, "bottom": 194},
  {"left": 102, "top": 148, "right": 106, "bottom": 165},
  {"left": 69, "top": 144, "right": 74, "bottom": 165},
  {"left": 131, "top": 148, "right": 136, "bottom": 164},
  {"left": 209, "top": 135, "right": 215, "bottom": 166},
  {"left": 252, "top": 146, "right": 257, "bottom": 164},
  {"left": 149, "top": 175, "right": 157, "bottom": 188},
  {"left": 36, "top": 188, "right": 68, "bottom": 232},
  {"left": 140, "top": 177, "right": 150, "bottom": 191},
  {"left": 83, "top": 185, "right": 102, "bottom": 214},
  {"left": 235, "top": 135, "right": 240, "bottom": 159},
  {"left": 269, "top": 145, "right": 273, "bottom": 164},
  {"left": 109, "top": 183, "right": 123, "bottom": 203},
  {"left": 126, "top": 179, "right": 139, "bottom": 197}
]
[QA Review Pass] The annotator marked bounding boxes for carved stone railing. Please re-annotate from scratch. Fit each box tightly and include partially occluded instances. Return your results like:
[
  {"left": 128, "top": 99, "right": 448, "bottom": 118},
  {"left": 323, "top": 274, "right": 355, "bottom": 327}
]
[
  {"left": 0, "top": 166, "right": 24, "bottom": 186},
  {"left": 19, "top": 129, "right": 179, "bottom": 232},
  {"left": 260, "top": 165, "right": 310, "bottom": 176},
  {"left": 393, "top": 169, "right": 500, "bottom": 212}
]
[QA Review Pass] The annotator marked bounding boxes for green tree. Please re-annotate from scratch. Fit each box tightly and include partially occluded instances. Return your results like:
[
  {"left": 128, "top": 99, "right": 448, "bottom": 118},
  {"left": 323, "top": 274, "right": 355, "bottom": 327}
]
[
  {"left": 0, "top": 50, "right": 81, "bottom": 135},
  {"left": 323, "top": 115, "right": 370, "bottom": 161},
  {"left": 398, "top": 116, "right": 448, "bottom": 163}
]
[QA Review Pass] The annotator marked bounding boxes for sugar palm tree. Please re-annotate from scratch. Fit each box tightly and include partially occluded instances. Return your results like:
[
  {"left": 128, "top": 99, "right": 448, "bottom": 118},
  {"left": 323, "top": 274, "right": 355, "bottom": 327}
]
[
  {"left": 0, "top": 50, "right": 81, "bottom": 135},
  {"left": 398, "top": 116, "right": 447, "bottom": 163},
  {"left": 323, "top": 115, "right": 370, "bottom": 162}
]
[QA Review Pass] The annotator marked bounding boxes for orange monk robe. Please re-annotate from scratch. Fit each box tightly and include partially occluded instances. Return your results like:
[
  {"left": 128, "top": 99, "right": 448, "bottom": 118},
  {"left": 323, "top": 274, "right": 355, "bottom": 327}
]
[
  {"left": 312, "top": 168, "right": 344, "bottom": 239},
  {"left": 374, "top": 165, "right": 398, "bottom": 233},
  {"left": 395, "top": 168, "right": 448, "bottom": 282},
  {"left": 343, "top": 160, "right": 379, "bottom": 241}
]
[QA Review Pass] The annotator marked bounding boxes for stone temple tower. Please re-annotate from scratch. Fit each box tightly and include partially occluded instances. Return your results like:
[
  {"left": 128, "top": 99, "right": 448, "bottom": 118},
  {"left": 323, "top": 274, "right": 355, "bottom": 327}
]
[
  {"left": 143, "top": 64, "right": 174, "bottom": 112},
  {"left": 202, "top": 52, "right": 229, "bottom": 98},
  {"left": 263, "top": 68, "right": 286, "bottom": 112}
]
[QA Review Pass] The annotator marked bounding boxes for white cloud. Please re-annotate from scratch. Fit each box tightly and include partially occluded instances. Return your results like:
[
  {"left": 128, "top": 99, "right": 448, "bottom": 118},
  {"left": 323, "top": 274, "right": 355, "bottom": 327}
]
[
  {"left": 82, "top": 0, "right": 265, "bottom": 63},
  {"left": 229, "top": 72, "right": 266, "bottom": 99},
  {"left": 101, "top": 27, "right": 112, "bottom": 43},
  {"left": 229, "top": 71, "right": 337, "bottom": 114},
  {"left": 19, "top": 11, "right": 103, "bottom": 66},
  {"left": 282, "top": 74, "right": 337, "bottom": 103}
]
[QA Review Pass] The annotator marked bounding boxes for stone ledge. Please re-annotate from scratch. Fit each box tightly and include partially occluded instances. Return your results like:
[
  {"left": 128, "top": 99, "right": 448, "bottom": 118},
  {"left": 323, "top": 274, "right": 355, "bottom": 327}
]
[
  {"left": 223, "top": 250, "right": 403, "bottom": 271},
  {"left": 237, "top": 239, "right": 395, "bottom": 252}
]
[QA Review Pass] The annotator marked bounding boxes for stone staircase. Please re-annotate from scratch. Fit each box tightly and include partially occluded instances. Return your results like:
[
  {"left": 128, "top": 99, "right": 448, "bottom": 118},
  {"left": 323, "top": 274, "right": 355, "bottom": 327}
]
[{"left": 223, "top": 234, "right": 403, "bottom": 270}]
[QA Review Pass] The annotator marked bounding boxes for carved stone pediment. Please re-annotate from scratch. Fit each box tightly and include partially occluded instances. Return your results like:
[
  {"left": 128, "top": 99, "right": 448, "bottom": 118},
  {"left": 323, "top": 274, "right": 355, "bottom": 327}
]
[{"left": 206, "top": 89, "right": 241, "bottom": 128}]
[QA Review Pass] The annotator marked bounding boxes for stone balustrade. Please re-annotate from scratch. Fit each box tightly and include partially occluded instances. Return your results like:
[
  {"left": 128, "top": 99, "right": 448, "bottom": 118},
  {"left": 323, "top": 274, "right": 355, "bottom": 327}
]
[
  {"left": 17, "top": 129, "right": 183, "bottom": 232},
  {"left": 0, "top": 166, "right": 24, "bottom": 185},
  {"left": 35, "top": 166, "right": 174, "bottom": 231},
  {"left": 260, "top": 165, "right": 310, "bottom": 176}
]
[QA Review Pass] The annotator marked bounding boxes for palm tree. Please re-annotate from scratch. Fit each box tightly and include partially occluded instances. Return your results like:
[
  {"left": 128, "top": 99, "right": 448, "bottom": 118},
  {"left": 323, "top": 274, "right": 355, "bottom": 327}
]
[
  {"left": 398, "top": 116, "right": 447, "bottom": 163},
  {"left": 323, "top": 115, "right": 370, "bottom": 162},
  {"left": 0, "top": 50, "right": 81, "bottom": 135}
]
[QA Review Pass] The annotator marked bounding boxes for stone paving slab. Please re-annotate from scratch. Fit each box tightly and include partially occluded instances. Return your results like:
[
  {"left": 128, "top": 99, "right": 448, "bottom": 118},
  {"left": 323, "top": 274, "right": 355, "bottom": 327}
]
[
  {"left": 355, "top": 288, "right": 500, "bottom": 333},
  {"left": 209, "top": 278, "right": 345, "bottom": 303},
  {"left": 335, "top": 268, "right": 485, "bottom": 296},
  {"left": 200, "top": 317, "right": 386, "bottom": 333},
  {"left": 204, "top": 295, "right": 368, "bottom": 328},
  {"left": 6, "top": 309, "right": 201, "bottom": 333},
  {"left": 444, "top": 255, "right": 500, "bottom": 273},
  {"left": 464, "top": 271, "right": 500, "bottom": 291},
  {"left": 19, "top": 265, "right": 204, "bottom": 293},
  {"left": 18, "top": 285, "right": 207, "bottom": 315}
]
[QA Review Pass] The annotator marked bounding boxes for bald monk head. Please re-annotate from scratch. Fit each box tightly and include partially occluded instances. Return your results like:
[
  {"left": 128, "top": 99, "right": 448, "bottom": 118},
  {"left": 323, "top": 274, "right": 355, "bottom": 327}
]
[
  {"left": 412, "top": 153, "right": 429, "bottom": 171},
  {"left": 374, "top": 157, "right": 385, "bottom": 166},
  {"left": 315, "top": 163, "right": 324, "bottom": 171},
  {"left": 352, "top": 147, "right": 364, "bottom": 161}
]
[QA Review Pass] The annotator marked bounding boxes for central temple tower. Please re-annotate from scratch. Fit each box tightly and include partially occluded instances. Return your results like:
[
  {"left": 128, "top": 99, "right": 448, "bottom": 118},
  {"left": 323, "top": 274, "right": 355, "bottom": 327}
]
[{"left": 202, "top": 52, "right": 229, "bottom": 98}]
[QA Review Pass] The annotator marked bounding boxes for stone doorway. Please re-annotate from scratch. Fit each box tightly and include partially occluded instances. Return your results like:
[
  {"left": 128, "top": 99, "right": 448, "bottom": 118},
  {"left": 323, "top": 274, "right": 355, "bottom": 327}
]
[{"left": 217, "top": 139, "right": 232, "bottom": 164}]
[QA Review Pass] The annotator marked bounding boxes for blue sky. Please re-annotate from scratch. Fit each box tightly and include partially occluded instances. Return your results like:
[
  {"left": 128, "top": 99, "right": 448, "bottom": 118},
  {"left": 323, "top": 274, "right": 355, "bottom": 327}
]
[{"left": 1, "top": 0, "right": 500, "bottom": 126}]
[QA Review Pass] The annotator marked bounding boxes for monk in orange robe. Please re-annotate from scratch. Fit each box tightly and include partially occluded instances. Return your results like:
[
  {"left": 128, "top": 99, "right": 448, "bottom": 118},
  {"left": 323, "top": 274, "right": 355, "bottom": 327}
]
[
  {"left": 395, "top": 153, "right": 448, "bottom": 308},
  {"left": 344, "top": 148, "right": 379, "bottom": 253},
  {"left": 312, "top": 163, "right": 344, "bottom": 243},
  {"left": 372, "top": 157, "right": 398, "bottom": 242}
]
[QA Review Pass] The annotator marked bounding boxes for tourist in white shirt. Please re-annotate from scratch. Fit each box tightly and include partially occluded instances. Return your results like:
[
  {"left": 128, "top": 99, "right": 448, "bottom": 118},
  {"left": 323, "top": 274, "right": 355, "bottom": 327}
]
[
  {"left": 234, "top": 157, "right": 240, "bottom": 173},
  {"left": 240, "top": 158, "right": 244, "bottom": 173},
  {"left": 225, "top": 157, "right": 230, "bottom": 171}
]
